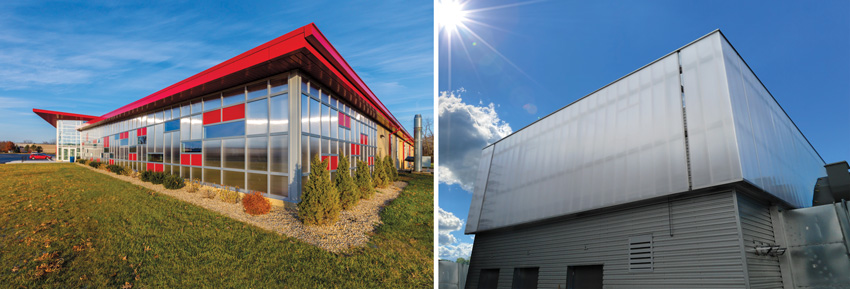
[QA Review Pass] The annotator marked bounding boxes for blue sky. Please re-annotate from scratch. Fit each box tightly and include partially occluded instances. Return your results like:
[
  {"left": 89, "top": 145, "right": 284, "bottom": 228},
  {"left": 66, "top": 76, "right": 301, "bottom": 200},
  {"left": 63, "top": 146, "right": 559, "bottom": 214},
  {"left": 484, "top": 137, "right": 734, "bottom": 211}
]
[
  {"left": 438, "top": 0, "right": 850, "bottom": 260},
  {"left": 0, "top": 0, "right": 433, "bottom": 142}
]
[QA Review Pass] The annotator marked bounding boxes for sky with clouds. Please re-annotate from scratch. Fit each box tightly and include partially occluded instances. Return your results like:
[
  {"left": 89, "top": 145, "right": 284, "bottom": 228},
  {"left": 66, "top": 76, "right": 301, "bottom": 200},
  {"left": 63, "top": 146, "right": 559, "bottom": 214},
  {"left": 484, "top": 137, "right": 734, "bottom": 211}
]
[
  {"left": 437, "top": 0, "right": 849, "bottom": 261},
  {"left": 0, "top": 0, "right": 432, "bottom": 143}
]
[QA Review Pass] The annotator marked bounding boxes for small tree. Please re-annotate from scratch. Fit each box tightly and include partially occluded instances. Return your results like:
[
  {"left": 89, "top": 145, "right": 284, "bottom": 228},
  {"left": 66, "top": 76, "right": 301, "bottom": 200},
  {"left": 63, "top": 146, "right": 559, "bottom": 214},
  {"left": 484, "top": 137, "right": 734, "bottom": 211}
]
[
  {"left": 36, "top": 146, "right": 43, "bottom": 153},
  {"left": 385, "top": 155, "right": 398, "bottom": 182},
  {"left": 372, "top": 155, "right": 388, "bottom": 188},
  {"left": 298, "top": 154, "right": 340, "bottom": 225},
  {"left": 354, "top": 159, "right": 373, "bottom": 199},
  {"left": 24, "top": 144, "right": 30, "bottom": 153},
  {"left": 335, "top": 154, "right": 358, "bottom": 210}
]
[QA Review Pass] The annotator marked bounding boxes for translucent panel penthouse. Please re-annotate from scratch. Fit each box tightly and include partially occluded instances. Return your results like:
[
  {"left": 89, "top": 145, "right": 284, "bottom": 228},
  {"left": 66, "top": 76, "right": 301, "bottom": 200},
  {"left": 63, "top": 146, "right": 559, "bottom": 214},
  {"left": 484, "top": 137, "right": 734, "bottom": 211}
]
[
  {"left": 33, "top": 24, "right": 414, "bottom": 204},
  {"left": 465, "top": 31, "right": 840, "bottom": 289}
]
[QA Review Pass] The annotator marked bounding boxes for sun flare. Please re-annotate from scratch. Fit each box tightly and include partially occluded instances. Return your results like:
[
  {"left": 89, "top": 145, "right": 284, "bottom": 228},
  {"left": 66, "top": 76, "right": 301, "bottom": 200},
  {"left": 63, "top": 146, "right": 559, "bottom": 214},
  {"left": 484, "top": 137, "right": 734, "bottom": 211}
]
[{"left": 437, "top": 0, "right": 468, "bottom": 33}]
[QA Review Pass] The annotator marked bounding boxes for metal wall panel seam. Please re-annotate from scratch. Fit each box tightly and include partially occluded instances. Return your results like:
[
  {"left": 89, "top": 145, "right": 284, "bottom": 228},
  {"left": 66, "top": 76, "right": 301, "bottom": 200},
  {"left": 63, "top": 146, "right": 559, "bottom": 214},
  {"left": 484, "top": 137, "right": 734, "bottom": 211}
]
[
  {"left": 475, "top": 146, "right": 496, "bottom": 233},
  {"left": 835, "top": 200, "right": 850, "bottom": 257},
  {"left": 676, "top": 51, "right": 693, "bottom": 191},
  {"left": 732, "top": 190, "right": 752, "bottom": 289}
]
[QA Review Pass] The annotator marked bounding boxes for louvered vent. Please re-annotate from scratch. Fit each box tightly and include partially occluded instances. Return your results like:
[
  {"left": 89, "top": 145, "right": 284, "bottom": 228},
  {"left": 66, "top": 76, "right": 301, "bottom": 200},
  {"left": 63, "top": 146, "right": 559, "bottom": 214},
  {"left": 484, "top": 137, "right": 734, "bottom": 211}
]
[{"left": 629, "top": 235, "right": 653, "bottom": 272}]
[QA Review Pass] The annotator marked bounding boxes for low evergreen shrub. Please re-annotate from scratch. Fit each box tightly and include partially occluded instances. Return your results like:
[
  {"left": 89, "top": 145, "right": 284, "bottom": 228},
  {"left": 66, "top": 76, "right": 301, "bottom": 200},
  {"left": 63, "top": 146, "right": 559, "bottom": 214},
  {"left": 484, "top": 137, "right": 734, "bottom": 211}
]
[
  {"left": 335, "top": 154, "right": 358, "bottom": 210},
  {"left": 150, "top": 172, "right": 166, "bottom": 185},
  {"left": 242, "top": 191, "right": 271, "bottom": 215},
  {"left": 354, "top": 159, "right": 374, "bottom": 199},
  {"left": 140, "top": 171, "right": 153, "bottom": 182},
  {"left": 106, "top": 165, "right": 123, "bottom": 174},
  {"left": 88, "top": 161, "right": 101, "bottom": 168},
  {"left": 163, "top": 174, "right": 185, "bottom": 190},
  {"left": 298, "top": 154, "right": 340, "bottom": 226}
]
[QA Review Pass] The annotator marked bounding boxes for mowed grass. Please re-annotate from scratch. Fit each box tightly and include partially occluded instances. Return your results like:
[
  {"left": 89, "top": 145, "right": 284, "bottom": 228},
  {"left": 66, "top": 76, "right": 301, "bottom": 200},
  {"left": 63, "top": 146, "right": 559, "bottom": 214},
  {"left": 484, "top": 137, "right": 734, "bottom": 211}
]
[{"left": 0, "top": 163, "right": 433, "bottom": 288}]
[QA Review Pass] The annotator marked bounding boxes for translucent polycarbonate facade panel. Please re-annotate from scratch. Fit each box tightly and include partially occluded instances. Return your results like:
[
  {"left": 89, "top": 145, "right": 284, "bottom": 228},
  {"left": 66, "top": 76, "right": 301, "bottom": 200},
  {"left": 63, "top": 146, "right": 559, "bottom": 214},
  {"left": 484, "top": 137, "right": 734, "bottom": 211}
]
[
  {"left": 473, "top": 53, "right": 688, "bottom": 232},
  {"left": 719, "top": 37, "right": 825, "bottom": 208},
  {"left": 680, "top": 32, "right": 742, "bottom": 189},
  {"left": 465, "top": 145, "right": 494, "bottom": 234}
]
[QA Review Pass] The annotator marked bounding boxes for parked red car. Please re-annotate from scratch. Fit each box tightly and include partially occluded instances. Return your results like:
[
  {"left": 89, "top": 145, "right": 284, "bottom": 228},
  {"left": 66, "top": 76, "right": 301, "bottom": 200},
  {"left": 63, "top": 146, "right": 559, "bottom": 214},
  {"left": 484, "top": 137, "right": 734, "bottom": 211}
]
[{"left": 29, "top": 153, "right": 52, "bottom": 160}]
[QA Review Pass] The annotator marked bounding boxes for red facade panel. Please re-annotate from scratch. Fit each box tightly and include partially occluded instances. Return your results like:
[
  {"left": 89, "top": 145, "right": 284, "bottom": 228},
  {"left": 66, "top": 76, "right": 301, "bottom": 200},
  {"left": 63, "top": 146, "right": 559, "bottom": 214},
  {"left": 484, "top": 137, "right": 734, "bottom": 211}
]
[
  {"left": 191, "top": 154, "right": 202, "bottom": 166},
  {"left": 203, "top": 110, "right": 221, "bottom": 125},
  {"left": 331, "top": 156, "right": 338, "bottom": 170},
  {"left": 180, "top": 154, "right": 190, "bottom": 165},
  {"left": 156, "top": 164, "right": 163, "bottom": 172},
  {"left": 222, "top": 103, "right": 245, "bottom": 122}
]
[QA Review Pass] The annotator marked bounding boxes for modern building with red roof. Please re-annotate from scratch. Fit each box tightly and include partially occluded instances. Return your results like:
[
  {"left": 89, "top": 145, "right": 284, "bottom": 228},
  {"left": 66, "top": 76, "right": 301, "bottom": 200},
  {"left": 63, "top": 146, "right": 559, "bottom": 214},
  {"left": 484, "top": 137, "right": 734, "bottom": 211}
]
[{"left": 34, "top": 23, "right": 414, "bottom": 203}]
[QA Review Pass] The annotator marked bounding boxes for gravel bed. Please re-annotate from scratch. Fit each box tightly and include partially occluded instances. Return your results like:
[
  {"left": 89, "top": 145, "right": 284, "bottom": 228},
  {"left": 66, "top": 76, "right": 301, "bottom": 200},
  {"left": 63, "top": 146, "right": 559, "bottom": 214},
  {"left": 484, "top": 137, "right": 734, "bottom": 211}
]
[{"left": 77, "top": 164, "right": 406, "bottom": 253}]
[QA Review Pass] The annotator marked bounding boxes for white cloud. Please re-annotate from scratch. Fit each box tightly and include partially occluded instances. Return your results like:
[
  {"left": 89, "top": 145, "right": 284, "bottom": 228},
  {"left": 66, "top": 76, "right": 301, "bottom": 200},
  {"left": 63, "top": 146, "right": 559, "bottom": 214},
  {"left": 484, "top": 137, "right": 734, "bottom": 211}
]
[
  {"left": 438, "top": 207, "right": 474, "bottom": 260},
  {"left": 438, "top": 90, "right": 512, "bottom": 191},
  {"left": 440, "top": 242, "right": 474, "bottom": 261},
  {"left": 439, "top": 208, "right": 464, "bottom": 245}
]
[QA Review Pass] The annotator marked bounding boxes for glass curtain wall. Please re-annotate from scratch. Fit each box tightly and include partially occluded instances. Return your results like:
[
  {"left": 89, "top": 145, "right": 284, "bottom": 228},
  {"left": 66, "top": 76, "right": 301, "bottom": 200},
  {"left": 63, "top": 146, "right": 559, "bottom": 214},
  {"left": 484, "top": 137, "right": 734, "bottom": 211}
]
[
  {"left": 78, "top": 71, "right": 384, "bottom": 203},
  {"left": 56, "top": 120, "right": 83, "bottom": 161}
]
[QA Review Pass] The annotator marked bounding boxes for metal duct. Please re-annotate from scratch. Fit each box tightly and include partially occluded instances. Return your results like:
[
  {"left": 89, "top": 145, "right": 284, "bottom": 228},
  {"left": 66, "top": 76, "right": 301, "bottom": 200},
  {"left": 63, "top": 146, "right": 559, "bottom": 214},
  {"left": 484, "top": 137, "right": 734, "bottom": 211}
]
[{"left": 414, "top": 114, "right": 422, "bottom": 172}]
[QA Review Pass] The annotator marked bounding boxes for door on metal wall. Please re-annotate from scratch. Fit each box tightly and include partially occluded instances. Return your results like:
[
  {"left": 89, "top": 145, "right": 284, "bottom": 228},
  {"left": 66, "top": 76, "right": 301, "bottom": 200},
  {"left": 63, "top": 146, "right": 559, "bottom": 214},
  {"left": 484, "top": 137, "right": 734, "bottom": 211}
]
[{"left": 566, "top": 265, "right": 603, "bottom": 289}]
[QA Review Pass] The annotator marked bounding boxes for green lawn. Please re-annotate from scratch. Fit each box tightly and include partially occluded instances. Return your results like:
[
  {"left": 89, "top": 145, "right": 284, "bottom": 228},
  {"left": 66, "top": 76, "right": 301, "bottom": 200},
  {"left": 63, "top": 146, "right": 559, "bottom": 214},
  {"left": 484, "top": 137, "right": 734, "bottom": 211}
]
[{"left": 0, "top": 163, "right": 433, "bottom": 288}]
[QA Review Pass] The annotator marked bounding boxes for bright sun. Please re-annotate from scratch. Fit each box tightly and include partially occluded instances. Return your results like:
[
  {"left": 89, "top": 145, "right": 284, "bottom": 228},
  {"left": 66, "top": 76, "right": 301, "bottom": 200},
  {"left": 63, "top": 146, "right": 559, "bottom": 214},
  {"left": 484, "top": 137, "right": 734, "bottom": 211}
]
[{"left": 437, "top": 0, "right": 468, "bottom": 32}]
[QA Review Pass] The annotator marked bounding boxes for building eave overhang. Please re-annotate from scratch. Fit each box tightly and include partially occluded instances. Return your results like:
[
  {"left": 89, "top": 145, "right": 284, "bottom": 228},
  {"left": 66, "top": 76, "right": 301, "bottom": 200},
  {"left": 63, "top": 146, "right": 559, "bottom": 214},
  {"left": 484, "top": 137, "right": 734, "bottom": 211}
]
[
  {"left": 73, "top": 23, "right": 412, "bottom": 142},
  {"left": 32, "top": 108, "right": 97, "bottom": 128}
]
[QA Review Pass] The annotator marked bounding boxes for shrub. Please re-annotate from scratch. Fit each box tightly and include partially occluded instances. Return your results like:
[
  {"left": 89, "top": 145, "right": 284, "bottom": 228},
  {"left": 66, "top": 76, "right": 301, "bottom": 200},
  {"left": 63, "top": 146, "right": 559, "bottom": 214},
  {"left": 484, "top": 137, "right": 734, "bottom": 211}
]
[
  {"left": 97, "top": 163, "right": 108, "bottom": 170},
  {"left": 373, "top": 155, "right": 389, "bottom": 188},
  {"left": 354, "top": 160, "right": 374, "bottom": 199},
  {"left": 163, "top": 174, "right": 185, "bottom": 190},
  {"left": 150, "top": 172, "right": 166, "bottom": 185},
  {"left": 242, "top": 191, "right": 271, "bottom": 215},
  {"left": 217, "top": 187, "right": 240, "bottom": 204},
  {"left": 386, "top": 155, "right": 398, "bottom": 182},
  {"left": 185, "top": 179, "right": 202, "bottom": 193},
  {"left": 140, "top": 171, "right": 152, "bottom": 182},
  {"left": 76, "top": 158, "right": 86, "bottom": 164},
  {"left": 298, "top": 154, "right": 340, "bottom": 226},
  {"left": 106, "top": 164, "right": 123, "bottom": 174},
  {"left": 200, "top": 186, "right": 216, "bottom": 199},
  {"left": 88, "top": 161, "right": 101, "bottom": 168},
  {"left": 120, "top": 165, "right": 134, "bottom": 177},
  {"left": 335, "top": 154, "right": 358, "bottom": 210}
]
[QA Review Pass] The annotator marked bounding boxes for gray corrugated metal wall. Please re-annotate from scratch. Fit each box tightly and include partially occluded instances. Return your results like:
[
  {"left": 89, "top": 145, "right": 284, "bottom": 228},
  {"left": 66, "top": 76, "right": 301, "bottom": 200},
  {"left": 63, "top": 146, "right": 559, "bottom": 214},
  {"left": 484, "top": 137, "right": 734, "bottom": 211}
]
[
  {"left": 466, "top": 191, "right": 748, "bottom": 289},
  {"left": 736, "top": 193, "right": 783, "bottom": 288}
]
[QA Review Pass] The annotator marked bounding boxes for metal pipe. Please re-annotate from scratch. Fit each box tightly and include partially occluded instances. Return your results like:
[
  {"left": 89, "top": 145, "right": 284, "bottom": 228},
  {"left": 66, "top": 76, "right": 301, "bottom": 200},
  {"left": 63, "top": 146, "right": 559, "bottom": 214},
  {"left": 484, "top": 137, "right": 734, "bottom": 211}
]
[{"left": 414, "top": 114, "right": 422, "bottom": 172}]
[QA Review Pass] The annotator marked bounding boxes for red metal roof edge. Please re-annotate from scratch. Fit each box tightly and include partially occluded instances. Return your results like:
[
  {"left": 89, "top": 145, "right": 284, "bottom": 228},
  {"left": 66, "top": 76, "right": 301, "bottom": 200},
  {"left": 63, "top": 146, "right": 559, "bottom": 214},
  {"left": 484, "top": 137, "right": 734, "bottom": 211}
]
[
  {"left": 76, "top": 23, "right": 413, "bottom": 143},
  {"left": 303, "top": 24, "right": 413, "bottom": 143},
  {"left": 33, "top": 108, "right": 98, "bottom": 128}
]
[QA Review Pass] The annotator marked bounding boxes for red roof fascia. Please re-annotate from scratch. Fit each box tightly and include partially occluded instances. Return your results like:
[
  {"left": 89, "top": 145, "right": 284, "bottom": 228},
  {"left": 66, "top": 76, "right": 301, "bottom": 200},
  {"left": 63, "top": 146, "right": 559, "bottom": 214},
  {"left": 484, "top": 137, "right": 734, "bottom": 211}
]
[
  {"left": 303, "top": 25, "right": 413, "bottom": 143},
  {"left": 33, "top": 108, "right": 97, "bottom": 128}
]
